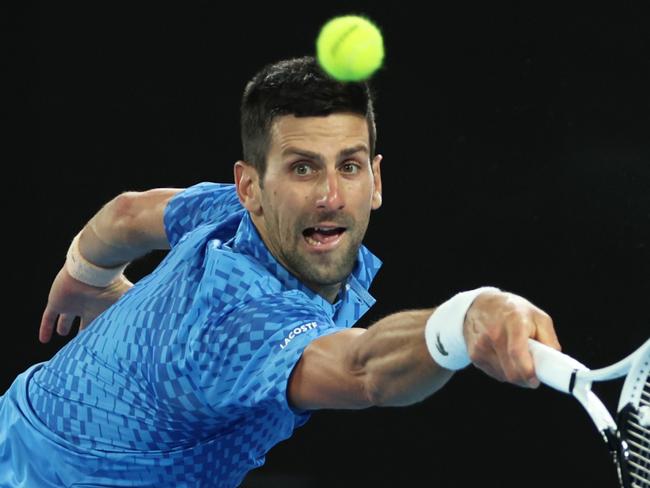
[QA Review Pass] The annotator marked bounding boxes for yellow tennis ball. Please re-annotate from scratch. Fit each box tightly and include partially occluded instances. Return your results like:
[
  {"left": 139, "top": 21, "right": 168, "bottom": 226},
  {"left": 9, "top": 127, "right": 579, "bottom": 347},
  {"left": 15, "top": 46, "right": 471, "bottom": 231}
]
[{"left": 316, "top": 15, "right": 384, "bottom": 82}]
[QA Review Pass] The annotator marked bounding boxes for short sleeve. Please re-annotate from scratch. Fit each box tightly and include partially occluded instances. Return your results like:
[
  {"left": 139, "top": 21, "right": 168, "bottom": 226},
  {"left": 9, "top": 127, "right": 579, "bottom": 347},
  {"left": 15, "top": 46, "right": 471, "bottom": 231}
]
[
  {"left": 191, "top": 293, "right": 345, "bottom": 424},
  {"left": 164, "top": 182, "right": 242, "bottom": 247}
]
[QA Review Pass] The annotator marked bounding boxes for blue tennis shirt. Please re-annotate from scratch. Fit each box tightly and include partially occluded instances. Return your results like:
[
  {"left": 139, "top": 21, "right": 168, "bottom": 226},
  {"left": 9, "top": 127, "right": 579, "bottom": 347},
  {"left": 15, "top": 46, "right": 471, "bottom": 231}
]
[{"left": 0, "top": 182, "right": 381, "bottom": 487}]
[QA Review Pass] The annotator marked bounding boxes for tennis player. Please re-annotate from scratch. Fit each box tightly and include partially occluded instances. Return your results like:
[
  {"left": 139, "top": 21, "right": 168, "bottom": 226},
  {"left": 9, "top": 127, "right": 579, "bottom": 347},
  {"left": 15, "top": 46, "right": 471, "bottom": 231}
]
[{"left": 0, "top": 56, "right": 561, "bottom": 487}]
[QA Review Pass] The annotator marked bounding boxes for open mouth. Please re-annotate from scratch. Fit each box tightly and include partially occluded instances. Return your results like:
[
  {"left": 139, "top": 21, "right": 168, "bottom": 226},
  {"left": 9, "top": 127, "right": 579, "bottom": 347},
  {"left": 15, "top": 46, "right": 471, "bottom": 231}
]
[{"left": 302, "top": 226, "right": 347, "bottom": 247}]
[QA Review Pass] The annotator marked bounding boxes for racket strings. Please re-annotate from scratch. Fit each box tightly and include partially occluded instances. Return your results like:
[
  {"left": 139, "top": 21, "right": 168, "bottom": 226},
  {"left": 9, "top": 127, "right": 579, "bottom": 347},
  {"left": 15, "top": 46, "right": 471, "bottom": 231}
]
[{"left": 624, "top": 376, "right": 650, "bottom": 487}]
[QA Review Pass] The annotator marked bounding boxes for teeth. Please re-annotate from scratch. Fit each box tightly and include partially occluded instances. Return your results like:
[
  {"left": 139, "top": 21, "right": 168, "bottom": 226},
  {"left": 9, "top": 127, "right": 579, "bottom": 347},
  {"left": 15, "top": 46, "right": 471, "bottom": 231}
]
[{"left": 305, "top": 235, "right": 322, "bottom": 246}]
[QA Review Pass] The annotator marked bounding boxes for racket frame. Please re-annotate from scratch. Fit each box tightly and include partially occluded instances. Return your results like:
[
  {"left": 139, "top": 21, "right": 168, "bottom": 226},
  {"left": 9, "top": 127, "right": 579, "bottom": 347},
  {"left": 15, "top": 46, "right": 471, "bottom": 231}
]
[{"left": 529, "top": 338, "right": 650, "bottom": 487}]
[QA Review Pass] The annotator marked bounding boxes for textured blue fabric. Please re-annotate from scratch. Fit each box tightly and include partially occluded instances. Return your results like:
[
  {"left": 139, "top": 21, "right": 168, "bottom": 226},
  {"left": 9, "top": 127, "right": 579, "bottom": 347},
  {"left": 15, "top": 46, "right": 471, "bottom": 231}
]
[{"left": 0, "top": 182, "right": 382, "bottom": 487}]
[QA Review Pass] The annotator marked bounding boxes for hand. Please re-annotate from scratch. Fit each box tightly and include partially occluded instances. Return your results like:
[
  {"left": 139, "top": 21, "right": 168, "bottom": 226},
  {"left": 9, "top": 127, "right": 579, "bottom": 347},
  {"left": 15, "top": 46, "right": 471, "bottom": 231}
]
[
  {"left": 462, "top": 290, "right": 561, "bottom": 388},
  {"left": 39, "top": 266, "right": 133, "bottom": 343}
]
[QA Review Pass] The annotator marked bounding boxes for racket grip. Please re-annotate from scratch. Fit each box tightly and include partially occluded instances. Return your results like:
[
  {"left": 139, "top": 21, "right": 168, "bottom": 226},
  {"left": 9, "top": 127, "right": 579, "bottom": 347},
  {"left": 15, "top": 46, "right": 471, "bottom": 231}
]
[{"left": 528, "top": 339, "right": 589, "bottom": 393}]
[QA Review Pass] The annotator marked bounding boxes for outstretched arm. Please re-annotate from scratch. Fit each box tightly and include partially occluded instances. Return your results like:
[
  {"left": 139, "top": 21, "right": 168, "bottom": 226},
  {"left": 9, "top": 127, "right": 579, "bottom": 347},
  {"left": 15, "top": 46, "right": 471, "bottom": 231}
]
[
  {"left": 39, "top": 188, "right": 183, "bottom": 343},
  {"left": 289, "top": 309, "right": 450, "bottom": 410},
  {"left": 288, "top": 289, "right": 561, "bottom": 410}
]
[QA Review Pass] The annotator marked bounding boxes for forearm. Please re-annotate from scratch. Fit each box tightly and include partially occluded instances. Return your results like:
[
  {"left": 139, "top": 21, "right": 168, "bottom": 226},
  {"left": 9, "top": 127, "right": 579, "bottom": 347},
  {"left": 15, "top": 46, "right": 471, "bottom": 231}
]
[
  {"left": 349, "top": 309, "right": 454, "bottom": 407},
  {"left": 291, "top": 288, "right": 560, "bottom": 410},
  {"left": 77, "top": 189, "right": 181, "bottom": 267}
]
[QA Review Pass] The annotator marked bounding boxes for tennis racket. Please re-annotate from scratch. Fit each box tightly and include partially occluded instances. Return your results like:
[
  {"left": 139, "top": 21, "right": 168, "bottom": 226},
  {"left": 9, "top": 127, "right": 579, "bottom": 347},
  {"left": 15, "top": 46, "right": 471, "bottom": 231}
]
[{"left": 528, "top": 337, "right": 650, "bottom": 487}]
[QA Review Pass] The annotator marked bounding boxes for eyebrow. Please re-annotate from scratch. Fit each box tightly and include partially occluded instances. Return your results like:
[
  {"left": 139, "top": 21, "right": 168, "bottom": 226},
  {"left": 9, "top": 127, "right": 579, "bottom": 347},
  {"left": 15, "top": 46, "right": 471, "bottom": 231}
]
[{"left": 281, "top": 144, "right": 369, "bottom": 162}]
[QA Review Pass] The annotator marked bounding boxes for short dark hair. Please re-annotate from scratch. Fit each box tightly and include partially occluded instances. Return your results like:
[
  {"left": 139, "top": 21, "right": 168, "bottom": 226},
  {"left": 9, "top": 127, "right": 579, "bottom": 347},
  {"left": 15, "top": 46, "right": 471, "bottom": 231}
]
[{"left": 240, "top": 56, "right": 377, "bottom": 184}]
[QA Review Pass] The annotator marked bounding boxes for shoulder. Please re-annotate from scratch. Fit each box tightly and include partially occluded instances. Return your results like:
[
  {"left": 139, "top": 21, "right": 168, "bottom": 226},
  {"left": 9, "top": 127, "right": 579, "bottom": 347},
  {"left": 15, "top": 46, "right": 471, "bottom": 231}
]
[
  {"left": 233, "top": 290, "right": 329, "bottom": 320},
  {"left": 164, "top": 182, "right": 242, "bottom": 247},
  {"left": 165, "top": 182, "right": 240, "bottom": 222},
  {"left": 172, "top": 182, "right": 238, "bottom": 202},
  {"left": 198, "top": 247, "right": 326, "bottom": 321}
]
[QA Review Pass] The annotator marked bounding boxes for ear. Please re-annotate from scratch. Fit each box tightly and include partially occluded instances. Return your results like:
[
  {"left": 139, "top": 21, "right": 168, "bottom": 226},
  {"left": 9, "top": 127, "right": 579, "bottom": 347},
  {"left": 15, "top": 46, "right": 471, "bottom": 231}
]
[
  {"left": 371, "top": 154, "right": 383, "bottom": 210},
  {"left": 234, "top": 160, "right": 263, "bottom": 215}
]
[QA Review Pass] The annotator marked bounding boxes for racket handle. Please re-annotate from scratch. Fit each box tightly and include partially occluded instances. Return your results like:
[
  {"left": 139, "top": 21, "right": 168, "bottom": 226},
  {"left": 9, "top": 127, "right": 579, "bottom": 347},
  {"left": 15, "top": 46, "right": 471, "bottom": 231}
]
[{"left": 528, "top": 339, "right": 589, "bottom": 393}]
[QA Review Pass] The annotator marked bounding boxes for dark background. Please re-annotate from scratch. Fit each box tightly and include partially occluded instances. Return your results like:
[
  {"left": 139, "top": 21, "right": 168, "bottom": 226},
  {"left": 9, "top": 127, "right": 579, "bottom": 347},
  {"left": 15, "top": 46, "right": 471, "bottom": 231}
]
[{"left": 6, "top": 2, "right": 650, "bottom": 487}]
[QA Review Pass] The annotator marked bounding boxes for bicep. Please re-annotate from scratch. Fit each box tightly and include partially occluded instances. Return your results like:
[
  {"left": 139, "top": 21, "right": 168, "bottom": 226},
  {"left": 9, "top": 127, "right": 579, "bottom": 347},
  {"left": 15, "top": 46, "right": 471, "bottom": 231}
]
[{"left": 288, "top": 327, "right": 372, "bottom": 411}]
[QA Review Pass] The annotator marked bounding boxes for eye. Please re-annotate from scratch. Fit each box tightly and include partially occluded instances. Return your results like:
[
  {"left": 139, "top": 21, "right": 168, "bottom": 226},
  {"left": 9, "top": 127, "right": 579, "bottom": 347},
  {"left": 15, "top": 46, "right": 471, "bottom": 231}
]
[
  {"left": 292, "top": 163, "right": 315, "bottom": 176},
  {"left": 340, "top": 161, "right": 361, "bottom": 174}
]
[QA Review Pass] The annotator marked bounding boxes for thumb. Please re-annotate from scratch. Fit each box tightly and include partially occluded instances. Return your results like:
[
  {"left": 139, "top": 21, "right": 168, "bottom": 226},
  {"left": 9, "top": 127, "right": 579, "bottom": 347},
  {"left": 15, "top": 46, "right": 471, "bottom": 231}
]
[{"left": 79, "top": 314, "right": 99, "bottom": 331}]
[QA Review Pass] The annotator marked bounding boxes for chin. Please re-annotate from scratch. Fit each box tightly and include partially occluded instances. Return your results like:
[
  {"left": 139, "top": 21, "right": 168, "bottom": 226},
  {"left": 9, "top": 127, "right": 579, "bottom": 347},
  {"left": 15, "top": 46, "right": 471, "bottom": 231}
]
[
  {"left": 304, "top": 256, "right": 356, "bottom": 286},
  {"left": 286, "top": 238, "right": 360, "bottom": 287}
]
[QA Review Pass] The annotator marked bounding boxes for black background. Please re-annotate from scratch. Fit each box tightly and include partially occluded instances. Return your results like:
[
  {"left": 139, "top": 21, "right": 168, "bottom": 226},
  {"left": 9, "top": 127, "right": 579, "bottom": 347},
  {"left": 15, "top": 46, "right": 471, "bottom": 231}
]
[{"left": 6, "top": 2, "right": 650, "bottom": 487}]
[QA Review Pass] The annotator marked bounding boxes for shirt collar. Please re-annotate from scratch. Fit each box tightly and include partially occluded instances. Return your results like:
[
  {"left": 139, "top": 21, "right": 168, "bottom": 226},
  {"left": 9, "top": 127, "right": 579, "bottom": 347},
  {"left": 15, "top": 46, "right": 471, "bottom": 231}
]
[{"left": 231, "top": 211, "right": 382, "bottom": 318}]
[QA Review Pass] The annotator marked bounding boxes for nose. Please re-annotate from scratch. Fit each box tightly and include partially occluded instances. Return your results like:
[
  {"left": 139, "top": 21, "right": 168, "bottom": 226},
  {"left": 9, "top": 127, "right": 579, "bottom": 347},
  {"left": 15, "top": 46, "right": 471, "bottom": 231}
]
[{"left": 315, "top": 171, "right": 345, "bottom": 210}]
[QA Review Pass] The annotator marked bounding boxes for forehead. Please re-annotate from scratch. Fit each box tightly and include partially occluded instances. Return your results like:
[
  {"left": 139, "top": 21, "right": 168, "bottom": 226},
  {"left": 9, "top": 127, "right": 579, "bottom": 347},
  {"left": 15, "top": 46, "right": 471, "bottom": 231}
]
[{"left": 268, "top": 113, "right": 369, "bottom": 155}]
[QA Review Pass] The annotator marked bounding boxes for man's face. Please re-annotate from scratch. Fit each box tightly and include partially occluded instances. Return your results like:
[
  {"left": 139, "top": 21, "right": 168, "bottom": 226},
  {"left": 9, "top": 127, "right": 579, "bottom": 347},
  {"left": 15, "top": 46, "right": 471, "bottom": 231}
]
[{"left": 237, "top": 113, "right": 382, "bottom": 301}]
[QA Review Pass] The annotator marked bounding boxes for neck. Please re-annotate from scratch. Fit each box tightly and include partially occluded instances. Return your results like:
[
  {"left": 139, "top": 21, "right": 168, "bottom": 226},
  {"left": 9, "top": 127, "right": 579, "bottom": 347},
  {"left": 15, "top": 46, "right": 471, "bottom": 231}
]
[{"left": 309, "top": 283, "right": 342, "bottom": 304}]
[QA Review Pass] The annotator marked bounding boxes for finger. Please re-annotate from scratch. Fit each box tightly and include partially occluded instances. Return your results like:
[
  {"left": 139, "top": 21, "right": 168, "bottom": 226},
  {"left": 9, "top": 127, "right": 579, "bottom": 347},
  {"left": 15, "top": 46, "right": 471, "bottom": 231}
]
[
  {"left": 505, "top": 320, "right": 539, "bottom": 388},
  {"left": 39, "top": 307, "right": 58, "bottom": 344},
  {"left": 79, "top": 315, "right": 95, "bottom": 332},
  {"left": 471, "top": 341, "right": 509, "bottom": 383},
  {"left": 477, "top": 362, "right": 506, "bottom": 383},
  {"left": 473, "top": 310, "right": 529, "bottom": 388},
  {"left": 532, "top": 312, "right": 561, "bottom": 351},
  {"left": 56, "top": 314, "right": 76, "bottom": 336}
]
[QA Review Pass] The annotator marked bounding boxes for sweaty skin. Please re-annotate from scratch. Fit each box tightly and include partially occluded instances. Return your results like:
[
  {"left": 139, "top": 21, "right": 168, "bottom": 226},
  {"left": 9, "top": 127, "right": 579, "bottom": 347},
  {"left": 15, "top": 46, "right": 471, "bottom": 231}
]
[
  {"left": 39, "top": 112, "right": 561, "bottom": 411},
  {"left": 235, "top": 113, "right": 382, "bottom": 303}
]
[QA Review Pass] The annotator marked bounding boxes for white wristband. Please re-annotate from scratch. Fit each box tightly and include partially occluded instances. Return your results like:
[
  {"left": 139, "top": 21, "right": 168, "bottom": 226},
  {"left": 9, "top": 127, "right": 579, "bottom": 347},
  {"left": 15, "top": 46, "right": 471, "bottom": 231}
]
[
  {"left": 65, "top": 232, "right": 128, "bottom": 287},
  {"left": 425, "top": 286, "right": 501, "bottom": 370}
]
